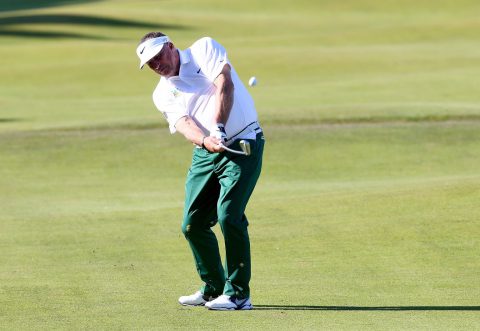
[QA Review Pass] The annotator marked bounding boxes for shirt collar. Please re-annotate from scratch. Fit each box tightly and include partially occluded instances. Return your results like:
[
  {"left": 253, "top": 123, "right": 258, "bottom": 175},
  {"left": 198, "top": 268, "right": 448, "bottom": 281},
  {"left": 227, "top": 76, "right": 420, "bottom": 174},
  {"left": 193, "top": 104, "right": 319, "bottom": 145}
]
[
  {"left": 178, "top": 48, "right": 191, "bottom": 66},
  {"left": 166, "top": 49, "right": 191, "bottom": 82}
]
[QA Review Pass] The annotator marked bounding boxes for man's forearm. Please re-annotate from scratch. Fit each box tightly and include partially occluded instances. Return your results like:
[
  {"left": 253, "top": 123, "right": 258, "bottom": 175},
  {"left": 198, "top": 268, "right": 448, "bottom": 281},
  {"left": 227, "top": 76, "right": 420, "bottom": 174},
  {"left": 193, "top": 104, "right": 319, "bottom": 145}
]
[
  {"left": 175, "top": 116, "right": 205, "bottom": 146},
  {"left": 213, "top": 64, "right": 234, "bottom": 125},
  {"left": 175, "top": 116, "right": 224, "bottom": 152}
]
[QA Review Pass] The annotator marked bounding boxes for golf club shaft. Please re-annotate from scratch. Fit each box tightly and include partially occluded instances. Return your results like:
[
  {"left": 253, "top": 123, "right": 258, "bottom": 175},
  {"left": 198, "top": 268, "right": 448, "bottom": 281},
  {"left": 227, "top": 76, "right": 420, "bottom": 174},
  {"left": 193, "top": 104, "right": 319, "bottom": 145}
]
[{"left": 219, "top": 143, "right": 247, "bottom": 155}]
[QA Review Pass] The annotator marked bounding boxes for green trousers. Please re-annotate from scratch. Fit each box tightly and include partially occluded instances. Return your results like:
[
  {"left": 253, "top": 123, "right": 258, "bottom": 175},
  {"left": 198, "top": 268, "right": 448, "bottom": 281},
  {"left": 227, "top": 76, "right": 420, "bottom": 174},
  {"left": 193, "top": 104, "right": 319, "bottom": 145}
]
[{"left": 182, "top": 133, "right": 264, "bottom": 298}]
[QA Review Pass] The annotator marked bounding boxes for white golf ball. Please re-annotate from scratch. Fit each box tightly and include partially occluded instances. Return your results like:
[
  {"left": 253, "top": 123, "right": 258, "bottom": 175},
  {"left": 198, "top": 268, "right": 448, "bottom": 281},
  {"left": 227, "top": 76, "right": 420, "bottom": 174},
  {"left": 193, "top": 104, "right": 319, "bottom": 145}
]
[{"left": 248, "top": 76, "right": 257, "bottom": 87}]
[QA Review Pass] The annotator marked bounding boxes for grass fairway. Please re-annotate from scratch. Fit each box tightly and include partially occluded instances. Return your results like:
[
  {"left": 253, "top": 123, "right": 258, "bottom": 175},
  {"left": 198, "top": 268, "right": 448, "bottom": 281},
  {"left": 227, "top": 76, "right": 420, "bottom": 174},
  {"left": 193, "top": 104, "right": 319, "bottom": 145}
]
[
  {"left": 1, "top": 0, "right": 480, "bottom": 330},
  {"left": 1, "top": 123, "right": 480, "bottom": 330}
]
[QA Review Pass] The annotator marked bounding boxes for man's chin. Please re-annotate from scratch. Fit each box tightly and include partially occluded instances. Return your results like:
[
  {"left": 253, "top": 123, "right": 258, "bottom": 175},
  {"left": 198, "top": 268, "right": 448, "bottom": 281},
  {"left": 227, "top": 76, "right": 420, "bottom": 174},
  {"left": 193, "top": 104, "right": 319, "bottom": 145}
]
[{"left": 158, "top": 70, "right": 172, "bottom": 77}]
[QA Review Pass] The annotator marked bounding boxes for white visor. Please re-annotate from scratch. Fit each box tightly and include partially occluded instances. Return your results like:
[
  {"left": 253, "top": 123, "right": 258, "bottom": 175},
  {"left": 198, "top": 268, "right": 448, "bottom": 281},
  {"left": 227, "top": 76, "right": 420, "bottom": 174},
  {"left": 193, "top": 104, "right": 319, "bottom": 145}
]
[{"left": 136, "top": 36, "right": 170, "bottom": 69}]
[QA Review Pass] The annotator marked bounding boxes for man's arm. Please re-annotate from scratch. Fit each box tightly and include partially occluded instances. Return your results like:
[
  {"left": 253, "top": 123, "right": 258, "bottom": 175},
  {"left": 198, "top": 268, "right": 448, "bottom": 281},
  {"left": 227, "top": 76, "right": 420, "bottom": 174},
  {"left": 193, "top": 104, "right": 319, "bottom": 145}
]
[
  {"left": 174, "top": 63, "right": 233, "bottom": 153},
  {"left": 213, "top": 64, "right": 234, "bottom": 125},
  {"left": 175, "top": 116, "right": 223, "bottom": 152}
]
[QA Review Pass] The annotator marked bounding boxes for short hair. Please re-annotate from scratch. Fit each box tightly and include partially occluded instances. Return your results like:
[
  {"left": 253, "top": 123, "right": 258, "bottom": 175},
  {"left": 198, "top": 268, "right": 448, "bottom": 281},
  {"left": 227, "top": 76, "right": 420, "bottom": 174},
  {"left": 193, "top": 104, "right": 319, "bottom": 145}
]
[{"left": 139, "top": 32, "right": 166, "bottom": 45}]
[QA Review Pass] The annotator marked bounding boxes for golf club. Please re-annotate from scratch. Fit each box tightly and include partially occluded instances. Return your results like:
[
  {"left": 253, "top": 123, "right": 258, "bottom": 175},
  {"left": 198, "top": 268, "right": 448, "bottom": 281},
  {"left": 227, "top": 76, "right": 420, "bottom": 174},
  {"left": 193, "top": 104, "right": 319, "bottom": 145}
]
[{"left": 219, "top": 140, "right": 251, "bottom": 156}]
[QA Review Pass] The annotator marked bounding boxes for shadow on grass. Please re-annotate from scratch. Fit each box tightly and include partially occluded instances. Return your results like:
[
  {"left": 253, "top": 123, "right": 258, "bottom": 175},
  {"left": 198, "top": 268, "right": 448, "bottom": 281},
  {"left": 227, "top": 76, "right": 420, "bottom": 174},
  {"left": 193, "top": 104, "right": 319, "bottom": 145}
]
[
  {"left": 0, "top": 1, "right": 187, "bottom": 40},
  {"left": 0, "top": 118, "right": 22, "bottom": 123},
  {"left": 0, "top": 0, "right": 101, "bottom": 13},
  {"left": 0, "top": 29, "right": 106, "bottom": 39},
  {"left": 254, "top": 305, "right": 480, "bottom": 311},
  {"left": 0, "top": 14, "right": 164, "bottom": 29},
  {"left": 0, "top": 14, "right": 185, "bottom": 39}
]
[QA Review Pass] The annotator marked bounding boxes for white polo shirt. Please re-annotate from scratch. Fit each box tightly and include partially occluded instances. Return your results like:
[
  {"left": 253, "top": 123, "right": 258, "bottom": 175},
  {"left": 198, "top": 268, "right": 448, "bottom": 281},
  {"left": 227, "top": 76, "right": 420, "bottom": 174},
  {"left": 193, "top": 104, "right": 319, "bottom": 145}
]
[{"left": 152, "top": 37, "right": 260, "bottom": 143}]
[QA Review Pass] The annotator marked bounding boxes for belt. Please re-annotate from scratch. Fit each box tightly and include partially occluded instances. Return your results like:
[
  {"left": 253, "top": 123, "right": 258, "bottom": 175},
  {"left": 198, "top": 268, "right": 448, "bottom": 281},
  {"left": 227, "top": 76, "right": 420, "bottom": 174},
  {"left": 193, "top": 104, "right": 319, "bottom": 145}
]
[{"left": 225, "top": 121, "right": 262, "bottom": 143}]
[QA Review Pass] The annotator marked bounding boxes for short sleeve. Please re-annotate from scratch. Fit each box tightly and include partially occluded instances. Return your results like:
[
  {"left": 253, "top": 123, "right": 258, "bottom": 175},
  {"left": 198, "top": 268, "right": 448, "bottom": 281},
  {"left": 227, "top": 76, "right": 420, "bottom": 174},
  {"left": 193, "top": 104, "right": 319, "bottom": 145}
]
[
  {"left": 152, "top": 81, "right": 187, "bottom": 134},
  {"left": 190, "top": 37, "right": 230, "bottom": 82}
]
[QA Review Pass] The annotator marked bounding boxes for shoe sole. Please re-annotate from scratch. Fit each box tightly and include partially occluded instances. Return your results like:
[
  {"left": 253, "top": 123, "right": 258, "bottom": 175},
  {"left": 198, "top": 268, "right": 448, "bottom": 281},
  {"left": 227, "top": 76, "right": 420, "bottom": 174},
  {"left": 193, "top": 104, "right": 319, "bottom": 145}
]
[
  {"left": 206, "top": 304, "right": 253, "bottom": 311},
  {"left": 238, "top": 304, "right": 253, "bottom": 310},
  {"left": 207, "top": 307, "right": 235, "bottom": 311},
  {"left": 179, "top": 302, "right": 207, "bottom": 307}
]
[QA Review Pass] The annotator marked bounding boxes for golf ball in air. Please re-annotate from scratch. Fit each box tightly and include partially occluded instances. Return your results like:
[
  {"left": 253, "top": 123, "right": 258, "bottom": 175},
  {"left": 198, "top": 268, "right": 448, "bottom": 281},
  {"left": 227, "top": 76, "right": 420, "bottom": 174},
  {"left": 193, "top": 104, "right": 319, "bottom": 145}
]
[{"left": 248, "top": 76, "right": 257, "bottom": 87}]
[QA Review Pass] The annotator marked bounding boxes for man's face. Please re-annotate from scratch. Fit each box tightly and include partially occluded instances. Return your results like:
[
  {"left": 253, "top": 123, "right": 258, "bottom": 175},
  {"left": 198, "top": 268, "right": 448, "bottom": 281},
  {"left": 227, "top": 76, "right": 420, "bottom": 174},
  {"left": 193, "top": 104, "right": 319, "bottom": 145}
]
[{"left": 147, "top": 43, "right": 178, "bottom": 77}]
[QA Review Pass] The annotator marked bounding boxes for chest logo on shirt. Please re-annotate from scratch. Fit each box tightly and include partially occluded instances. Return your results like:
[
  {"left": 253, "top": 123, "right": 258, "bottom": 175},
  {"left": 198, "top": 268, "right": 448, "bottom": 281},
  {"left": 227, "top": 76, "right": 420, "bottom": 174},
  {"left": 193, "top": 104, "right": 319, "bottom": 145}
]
[{"left": 171, "top": 87, "right": 180, "bottom": 98}]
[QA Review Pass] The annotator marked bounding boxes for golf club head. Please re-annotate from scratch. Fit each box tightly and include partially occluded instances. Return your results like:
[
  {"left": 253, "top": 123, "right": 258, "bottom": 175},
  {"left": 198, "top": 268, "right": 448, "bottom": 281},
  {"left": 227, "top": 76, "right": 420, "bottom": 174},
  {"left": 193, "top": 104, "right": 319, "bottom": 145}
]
[{"left": 239, "top": 140, "right": 251, "bottom": 156}]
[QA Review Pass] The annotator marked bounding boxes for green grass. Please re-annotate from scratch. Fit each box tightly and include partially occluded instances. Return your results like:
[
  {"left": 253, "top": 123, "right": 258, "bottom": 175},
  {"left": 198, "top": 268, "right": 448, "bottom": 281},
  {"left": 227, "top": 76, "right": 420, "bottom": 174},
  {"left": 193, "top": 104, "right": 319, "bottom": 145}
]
[
  {"left": 1, "top": 0, "right": 480, "bottom": 329},
  {"left": 2, "top": 124, "right": 479, "bottom": 330}
]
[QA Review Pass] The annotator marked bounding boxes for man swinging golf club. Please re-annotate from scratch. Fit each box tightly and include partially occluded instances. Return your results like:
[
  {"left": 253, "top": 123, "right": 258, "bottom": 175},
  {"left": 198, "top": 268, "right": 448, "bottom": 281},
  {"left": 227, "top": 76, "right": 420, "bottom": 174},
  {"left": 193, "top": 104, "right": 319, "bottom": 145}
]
[{"left": 136, "top": 32, "right": 264, "bottom": 310}]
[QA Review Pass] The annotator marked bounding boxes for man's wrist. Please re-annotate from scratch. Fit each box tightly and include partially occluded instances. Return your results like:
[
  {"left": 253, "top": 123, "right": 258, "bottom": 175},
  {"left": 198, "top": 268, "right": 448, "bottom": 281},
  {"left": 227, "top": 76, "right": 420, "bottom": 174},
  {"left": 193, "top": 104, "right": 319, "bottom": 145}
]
[
  {"left": 201, "top": 136, "right": 207, "bottom": 149},
  {"left": 216, "top": 123, "right": 226, "bottom": 134},
  {"left": 212, "top": 123, "right": 227, "bottom": 143}
]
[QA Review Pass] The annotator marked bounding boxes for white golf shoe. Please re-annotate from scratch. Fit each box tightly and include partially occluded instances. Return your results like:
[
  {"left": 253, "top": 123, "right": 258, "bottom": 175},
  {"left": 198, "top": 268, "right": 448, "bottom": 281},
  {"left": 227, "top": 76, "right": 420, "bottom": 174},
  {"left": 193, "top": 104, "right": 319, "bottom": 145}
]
[
  {"left": 178, "top": 291, "right": 216, "bottom": 306},
  {"left": 205, "top": 295, "right": 253, "bottom": 310}
]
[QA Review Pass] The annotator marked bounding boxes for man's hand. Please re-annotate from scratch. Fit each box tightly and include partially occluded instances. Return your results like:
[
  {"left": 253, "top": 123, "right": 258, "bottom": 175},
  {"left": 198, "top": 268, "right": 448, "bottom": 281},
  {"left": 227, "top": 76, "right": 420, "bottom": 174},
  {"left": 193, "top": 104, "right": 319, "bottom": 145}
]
[
  {"left": 203, "top": 135, "right": 225, "bottom": 153},
  {"left": 176, "top": 116, "right": 223, "bottom": 153}
]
